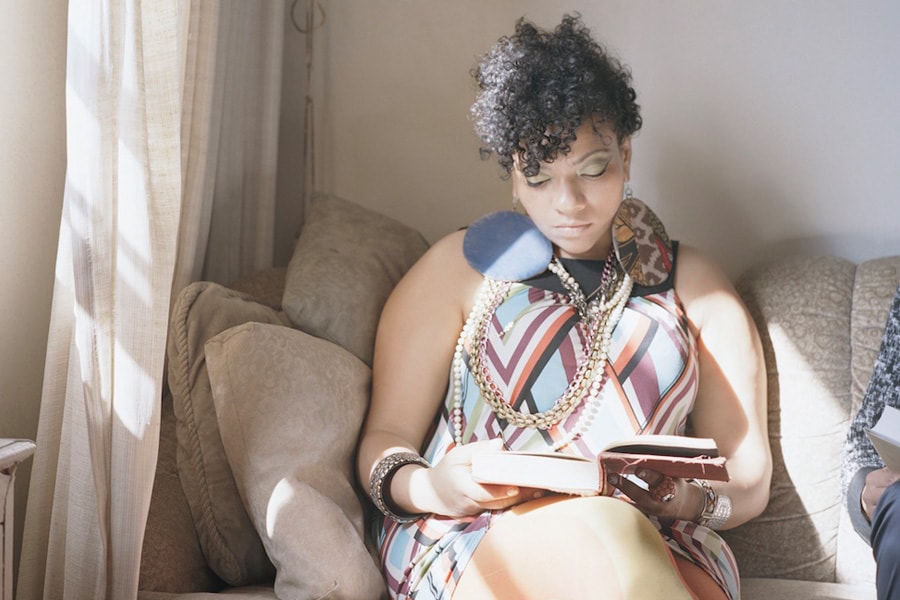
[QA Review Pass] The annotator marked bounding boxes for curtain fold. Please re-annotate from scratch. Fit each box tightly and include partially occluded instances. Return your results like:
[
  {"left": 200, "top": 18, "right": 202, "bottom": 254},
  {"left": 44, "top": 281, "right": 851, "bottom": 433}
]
[
  {"left": 171, "top": 0, "right": 222, "bottom": 296},
  {"left": 200, "top": 1, "right": 284, "bottom": 286},
  {"left": 18, "top": 2, "right": 285, "bottom": 598},
  {"left": 18, "top": 1, "right": 184, "bottom": 598},
  {"left": 173, "top": 1, "right": 285, "bottom": 292}
]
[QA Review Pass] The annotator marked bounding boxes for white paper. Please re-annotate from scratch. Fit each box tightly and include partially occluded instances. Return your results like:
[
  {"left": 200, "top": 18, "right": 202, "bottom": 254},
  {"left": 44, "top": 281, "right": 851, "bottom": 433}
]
[{"left": 866, "top": 405, "right": 900, "bottom": 472}]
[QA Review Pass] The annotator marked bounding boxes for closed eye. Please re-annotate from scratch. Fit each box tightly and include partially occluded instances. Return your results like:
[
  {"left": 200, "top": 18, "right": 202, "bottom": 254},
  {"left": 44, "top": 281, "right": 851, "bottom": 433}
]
[
  {"left": 581, "top": 168, "right": 607, "bottom": 178},
  {"left": 525, "top": 177, "right": 550, "bottom": 188},
  {"left": 579, "top": 161, "right": 609, "bottom": 179}
]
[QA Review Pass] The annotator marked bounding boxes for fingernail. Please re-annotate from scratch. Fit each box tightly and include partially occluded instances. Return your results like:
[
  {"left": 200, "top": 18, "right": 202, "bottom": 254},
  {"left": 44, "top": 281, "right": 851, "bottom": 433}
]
[
  {"left": 607, "top": 474, "right": 619, "bottom": 485},
  {"left": 533, "top": 490, "right": 545, "bottom": 499},
  {"left": 637, "top": 470, "right": 647, "bottom": 479},
  {"left": 507, "top": 488, "right": 518, "bottom": 497}
]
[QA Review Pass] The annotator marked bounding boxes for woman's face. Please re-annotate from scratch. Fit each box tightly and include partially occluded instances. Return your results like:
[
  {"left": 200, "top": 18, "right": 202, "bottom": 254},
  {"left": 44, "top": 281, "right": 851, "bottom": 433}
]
[{"left": 512, "top": 119, "right": 631, "bottom": 261}]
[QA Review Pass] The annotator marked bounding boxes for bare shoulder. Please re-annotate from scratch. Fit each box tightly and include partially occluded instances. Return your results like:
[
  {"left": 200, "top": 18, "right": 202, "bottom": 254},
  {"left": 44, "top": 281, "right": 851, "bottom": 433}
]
[
  {"left": 384, "top": 228, "right": 482, "bottom": 322},
  {"left": 406, "top": 228, "right": 472, "bottom": 279},
  {"left": 673, "top": 244, "right": 745, "bottom": 332}
]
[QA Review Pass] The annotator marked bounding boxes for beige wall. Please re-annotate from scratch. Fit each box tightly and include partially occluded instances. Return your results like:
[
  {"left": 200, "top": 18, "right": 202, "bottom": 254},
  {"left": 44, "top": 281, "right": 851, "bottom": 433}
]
[
  {"left": 315, "top": 0, "right": 900, "bottom": 279},
  {"left": 0, "top": 0, "right": 67, "bottom": 575}
]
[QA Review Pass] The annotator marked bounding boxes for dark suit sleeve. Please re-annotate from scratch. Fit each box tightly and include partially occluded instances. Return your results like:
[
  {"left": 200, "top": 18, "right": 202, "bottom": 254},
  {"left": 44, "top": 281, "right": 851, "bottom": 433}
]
[{"left": 848, "top": 465, "right": 879, "bottom": 544}]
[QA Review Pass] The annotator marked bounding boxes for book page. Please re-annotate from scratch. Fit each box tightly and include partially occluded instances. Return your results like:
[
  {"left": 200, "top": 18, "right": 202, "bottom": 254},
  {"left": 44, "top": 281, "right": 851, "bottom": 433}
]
[
  {"left": 866, "top": 405, "right": 900, "bottom": 472},
  {"left": 470, "top": 452, "right": 600, "bottom": 495},
  {"left": 603, "top": 434, "right": 718, "bottom": 458}
]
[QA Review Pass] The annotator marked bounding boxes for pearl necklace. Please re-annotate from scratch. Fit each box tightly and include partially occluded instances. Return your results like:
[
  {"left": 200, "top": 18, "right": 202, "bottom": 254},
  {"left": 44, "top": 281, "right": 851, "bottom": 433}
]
[{"left": 451, "top": 254, "right": 634, "bottom": 448}]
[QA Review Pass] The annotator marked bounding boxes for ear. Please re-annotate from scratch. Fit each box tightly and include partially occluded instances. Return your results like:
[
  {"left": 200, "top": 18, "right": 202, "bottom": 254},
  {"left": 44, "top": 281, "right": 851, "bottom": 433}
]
[
  {"left": 620, "top": 136, "right": 633, "bottom": 181},
  {"left": 510, "top": 156, "right": 524, "bottom": 198}
]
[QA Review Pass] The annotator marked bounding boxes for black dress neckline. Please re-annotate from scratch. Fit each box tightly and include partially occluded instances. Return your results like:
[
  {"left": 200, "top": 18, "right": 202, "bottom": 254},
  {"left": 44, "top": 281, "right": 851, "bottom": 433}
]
[{"left": 524, "top": 257, "right": 607, "bottom": 296}]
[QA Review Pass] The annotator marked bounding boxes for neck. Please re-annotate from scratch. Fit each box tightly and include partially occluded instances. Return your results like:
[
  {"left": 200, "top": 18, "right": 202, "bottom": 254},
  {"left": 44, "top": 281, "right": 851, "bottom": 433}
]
[{"left": 553, "top": 238, "right": 613, "bottom": 262}]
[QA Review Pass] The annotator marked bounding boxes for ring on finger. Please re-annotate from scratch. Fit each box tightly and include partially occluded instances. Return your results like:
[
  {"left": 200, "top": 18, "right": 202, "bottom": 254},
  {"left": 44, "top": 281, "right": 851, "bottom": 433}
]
[{"left": 649, "top": 476, "right": 677, "bottom": 503}]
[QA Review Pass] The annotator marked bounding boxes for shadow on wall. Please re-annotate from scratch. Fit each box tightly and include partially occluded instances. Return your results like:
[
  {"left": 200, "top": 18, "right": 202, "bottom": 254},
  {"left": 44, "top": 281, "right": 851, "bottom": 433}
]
[
  {"left": 639, "top": 132, "right": 789, "bottom": 281},
  {"left": 634, "top": 81, "right": 900, "bottom": 281},
  {"left": 759, "top": 235, "right": 900, "bottom": 271},
  {"left": 646, "top": 136, "right": 900, "bottom": 282}
]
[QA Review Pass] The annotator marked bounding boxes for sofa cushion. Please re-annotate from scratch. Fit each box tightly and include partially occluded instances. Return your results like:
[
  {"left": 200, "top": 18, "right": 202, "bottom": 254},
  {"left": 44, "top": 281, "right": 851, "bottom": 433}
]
[
  {"left": 139, "top": 390, "right": 222, "bottom": 593},
  {"left": 281, "top": 193, "right": 428, "bottom": 366},
  {"left": 205, "top": 322, "right": 385, "bottom": 600},
  {"left": 168, "top": 282, "right": 291, "bottom": 585},
  {"left": 725, "top": 255, "right": 856, "bottom": 581},
  {"left": 228, "top": 267, "right": 287, "bottom": 311},
  {"left": 740, "top": 577, "right": 876, "bottom": 599}
]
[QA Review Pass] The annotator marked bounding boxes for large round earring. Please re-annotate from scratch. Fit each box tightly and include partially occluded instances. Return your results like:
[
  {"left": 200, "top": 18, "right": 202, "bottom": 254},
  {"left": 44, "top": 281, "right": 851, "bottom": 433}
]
[{"left": 611, "top": 194, "right": 674, "bottom": 288}]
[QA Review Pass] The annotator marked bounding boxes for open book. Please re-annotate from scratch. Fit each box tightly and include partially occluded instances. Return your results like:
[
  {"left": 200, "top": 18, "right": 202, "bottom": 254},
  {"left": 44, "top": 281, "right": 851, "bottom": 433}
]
[
  {"left": 470, "top": 434, "right": 729, "bottom": 496},
  {"left": 866, "top": 405, "right": 900, "bottom": 472}
]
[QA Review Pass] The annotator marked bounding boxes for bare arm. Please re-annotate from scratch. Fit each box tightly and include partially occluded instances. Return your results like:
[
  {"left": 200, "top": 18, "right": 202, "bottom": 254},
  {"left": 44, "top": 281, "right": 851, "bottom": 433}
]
[
  {"left": 675, "top": 244, "right": 772, "bottom": 528},
  {"left": 357, "top": 230, "right": 525, "bottom": 518}
]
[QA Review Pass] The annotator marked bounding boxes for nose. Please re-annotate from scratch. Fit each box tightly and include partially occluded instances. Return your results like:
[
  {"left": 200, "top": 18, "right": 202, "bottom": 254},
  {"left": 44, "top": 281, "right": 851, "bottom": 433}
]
[{"left": 553, "top": 177, "right": 585, "bottom": 213}]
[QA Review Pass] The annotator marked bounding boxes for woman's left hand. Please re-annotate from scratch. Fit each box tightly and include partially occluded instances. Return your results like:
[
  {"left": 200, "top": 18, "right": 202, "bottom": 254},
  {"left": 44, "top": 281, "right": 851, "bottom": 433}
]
[{"left": 605, "top": 468, "right": 703, "bottom": 521}]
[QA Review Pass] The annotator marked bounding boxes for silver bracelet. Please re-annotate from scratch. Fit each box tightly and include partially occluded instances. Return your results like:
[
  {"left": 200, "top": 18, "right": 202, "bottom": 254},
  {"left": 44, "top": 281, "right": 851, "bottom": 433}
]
[
  {"left": 368, "top": 451, "right": 430, "bottom": 523},
  {"left": 693, "top": 479, "right": 732, "bottom": 530}
]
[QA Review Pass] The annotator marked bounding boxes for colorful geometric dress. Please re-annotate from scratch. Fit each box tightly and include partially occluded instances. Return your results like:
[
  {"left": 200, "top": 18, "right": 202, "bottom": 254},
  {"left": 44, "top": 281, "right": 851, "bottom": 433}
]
[{"left": 375, "top": 205, "right": 740, "bottom": 600}]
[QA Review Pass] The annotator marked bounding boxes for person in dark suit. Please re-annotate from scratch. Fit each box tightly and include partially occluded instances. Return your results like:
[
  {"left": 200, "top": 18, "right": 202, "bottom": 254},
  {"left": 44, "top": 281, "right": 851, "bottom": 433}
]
[{"left": 843, "top": 283, "right": 900, "bottom": 600}]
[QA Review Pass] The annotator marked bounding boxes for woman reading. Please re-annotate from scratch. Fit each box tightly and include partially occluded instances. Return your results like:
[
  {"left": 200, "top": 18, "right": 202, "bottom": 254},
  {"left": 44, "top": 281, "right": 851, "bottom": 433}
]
[{"left": 358, "top": 14, "right": 772, "bottom": 600}]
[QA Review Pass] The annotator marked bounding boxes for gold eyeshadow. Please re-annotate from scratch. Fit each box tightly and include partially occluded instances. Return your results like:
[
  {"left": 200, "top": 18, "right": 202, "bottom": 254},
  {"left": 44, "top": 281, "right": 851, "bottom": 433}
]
[{"left": 577, "top": 159, "right": 610, "bottom": 177}]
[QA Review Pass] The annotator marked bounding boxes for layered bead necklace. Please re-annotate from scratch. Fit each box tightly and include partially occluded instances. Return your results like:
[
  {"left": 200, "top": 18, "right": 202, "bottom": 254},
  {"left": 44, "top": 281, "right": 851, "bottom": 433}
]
[{"left": 451, "top": 250, "right": 634, "bottom": 449}]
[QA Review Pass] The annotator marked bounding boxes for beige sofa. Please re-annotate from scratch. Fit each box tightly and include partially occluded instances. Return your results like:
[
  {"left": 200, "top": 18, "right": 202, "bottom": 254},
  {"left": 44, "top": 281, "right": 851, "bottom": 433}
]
[{"left": 137, "top": 193, "right": 894, "bottom": 600}]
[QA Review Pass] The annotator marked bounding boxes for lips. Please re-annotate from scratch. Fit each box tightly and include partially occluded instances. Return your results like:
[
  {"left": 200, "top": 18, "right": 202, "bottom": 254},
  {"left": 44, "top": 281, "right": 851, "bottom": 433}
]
[{"left": 553, "top": 223, "right": 591, "bottom": 237}]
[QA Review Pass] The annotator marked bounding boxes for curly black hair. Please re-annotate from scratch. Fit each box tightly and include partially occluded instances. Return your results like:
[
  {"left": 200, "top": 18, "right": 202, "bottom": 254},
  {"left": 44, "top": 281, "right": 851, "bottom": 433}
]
[{"left": 470, "top": 14, "right": 641, "bottom": 177}]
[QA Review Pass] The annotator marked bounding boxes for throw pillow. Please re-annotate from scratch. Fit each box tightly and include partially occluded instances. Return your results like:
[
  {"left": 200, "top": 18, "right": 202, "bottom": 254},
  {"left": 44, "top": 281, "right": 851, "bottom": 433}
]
[
  {"left": 167, "top": 281, "right": 291, "bottom": 585},
  {"left": 281, "top": 193, "right": 429, "bottom": 366},
  {"left": 205, "top": 322, "right": 385, "bottom": 600}
]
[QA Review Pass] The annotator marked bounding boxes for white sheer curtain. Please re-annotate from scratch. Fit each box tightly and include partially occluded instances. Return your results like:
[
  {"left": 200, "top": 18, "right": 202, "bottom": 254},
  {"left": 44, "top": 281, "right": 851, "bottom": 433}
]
[
  {"left": 17, "top": 1, "right": 285, "bottom": 599},
  {"left": 176, "top": 1, "right": 285, "bottom": 291}
]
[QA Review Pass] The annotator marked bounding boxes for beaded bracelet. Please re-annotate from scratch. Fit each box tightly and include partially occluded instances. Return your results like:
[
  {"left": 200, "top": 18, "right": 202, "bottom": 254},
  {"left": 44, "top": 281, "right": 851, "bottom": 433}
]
[
  {"left": 692, "top": 478, "right": 732, "bottom": 530},
  {"left": 368, "top": 451, "right": 430, "bottom": 523}
]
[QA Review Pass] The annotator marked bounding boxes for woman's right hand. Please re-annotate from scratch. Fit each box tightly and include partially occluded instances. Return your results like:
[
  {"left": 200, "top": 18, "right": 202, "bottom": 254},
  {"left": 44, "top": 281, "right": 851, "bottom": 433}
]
[
  {"left": 410, "top": 440, "right": 542, "bottom": 518},
  {"left": 862, "top": 467, "right": 900, "bottom": 521}
]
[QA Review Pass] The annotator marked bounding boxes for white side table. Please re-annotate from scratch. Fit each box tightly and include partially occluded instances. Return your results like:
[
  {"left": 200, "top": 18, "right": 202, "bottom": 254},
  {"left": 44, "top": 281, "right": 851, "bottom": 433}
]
[{"left": 0, "top": 439, "right": 35, "bottom": 600}]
